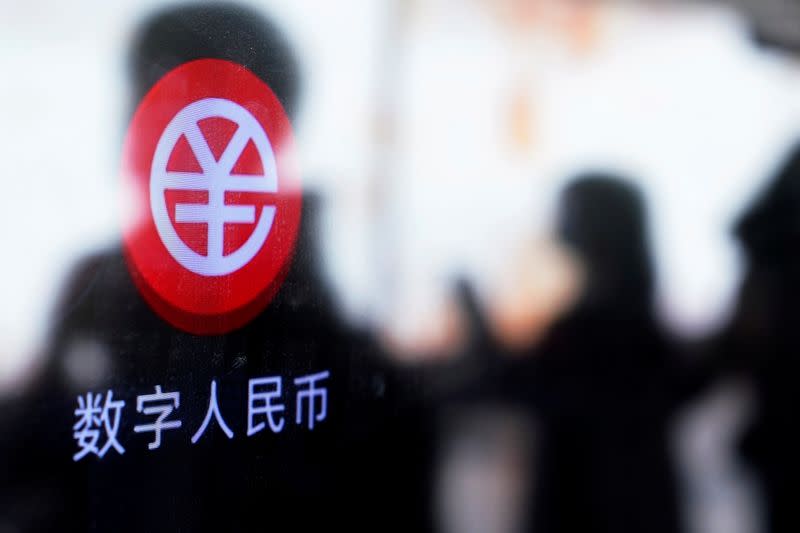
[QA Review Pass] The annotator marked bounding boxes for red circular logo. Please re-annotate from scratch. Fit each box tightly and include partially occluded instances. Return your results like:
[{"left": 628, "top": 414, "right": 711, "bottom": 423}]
[{"left": 121, "top": 59, "right": 301, "bottom": 335}]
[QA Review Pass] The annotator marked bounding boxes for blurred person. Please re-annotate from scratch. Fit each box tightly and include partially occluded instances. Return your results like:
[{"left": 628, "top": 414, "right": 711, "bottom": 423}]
[
  {"left": 510, "top": 174, "right": 687, "bottom": 533},
  {"left": 721, "top": 142, "right": 800, "bottom": 533},
  {"left": 0, "top": 4, "right": 428, "bottom": 532}
]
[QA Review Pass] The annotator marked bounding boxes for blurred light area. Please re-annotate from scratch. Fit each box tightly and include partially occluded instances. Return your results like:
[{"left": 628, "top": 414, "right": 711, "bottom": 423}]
[
  {"left": 0, "top": 0, "right": 134, "bottom": 386},
  {"left": 437, "top": 407, "right": 535, "bottom": 533},
  {"left": 673, "top": 379, "right": 764, "bottom": 533},
  {"left": 4, "top": 0, "right": 800, "bottom": 383},
  {"left": 379, "top": 0, "right": 800, "bottom": 342}
]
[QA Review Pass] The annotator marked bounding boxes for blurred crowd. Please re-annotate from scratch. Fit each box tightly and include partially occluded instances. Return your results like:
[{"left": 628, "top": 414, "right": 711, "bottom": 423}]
[{"left": 4, "top": 1, "right": 800, "bottom": 532}]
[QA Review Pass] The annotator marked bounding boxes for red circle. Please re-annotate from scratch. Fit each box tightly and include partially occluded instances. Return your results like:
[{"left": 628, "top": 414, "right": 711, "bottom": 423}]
[{"left": 121, "top": 59, "right": 302, "bottom": 335}]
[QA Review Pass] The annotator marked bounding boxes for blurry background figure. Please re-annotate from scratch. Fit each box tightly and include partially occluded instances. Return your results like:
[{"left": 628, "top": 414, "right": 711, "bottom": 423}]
[
  {"left": 719, "top": 143, "right": 800, "bottom": 533},
  {"left": 515, "top": 175, "right": 684, "bottom": 533}
]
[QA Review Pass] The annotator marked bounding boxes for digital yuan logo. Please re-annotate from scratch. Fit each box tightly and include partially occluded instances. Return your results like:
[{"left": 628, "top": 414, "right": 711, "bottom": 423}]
[
  {"left": 151, "top": 98, "right": 278, "bottom": 276},
  {"left": 122, "top": 59, "right": 302, "bottom": 335}
]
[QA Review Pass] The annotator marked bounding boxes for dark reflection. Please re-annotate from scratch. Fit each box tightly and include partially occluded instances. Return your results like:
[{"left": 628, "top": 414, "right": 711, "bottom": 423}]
[
  {"left": 724, "top": 143, "right": 800, "bottom": 533},
  {"left": 516, "top": 174, "right": 683, "bottom": 533},
  {"left": 129, "top": 2, "right": 301, "bottom": 117},
  {"left": 0, "top": 4, "right": 425, "bottom": 532}
]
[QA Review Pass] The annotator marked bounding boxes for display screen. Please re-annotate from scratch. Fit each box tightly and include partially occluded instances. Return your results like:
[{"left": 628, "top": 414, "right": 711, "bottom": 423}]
[{"left": 2, "top": 1, "right": 800, "bottom": 532}]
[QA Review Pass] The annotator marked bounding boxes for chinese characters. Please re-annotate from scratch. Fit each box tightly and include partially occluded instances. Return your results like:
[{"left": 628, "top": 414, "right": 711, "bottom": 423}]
[
  {"left": 72, "top": 391, "right": 125, "bottom": 461},
  {"left": 72, "top": 370, "right": 330, "bottom": 462}
]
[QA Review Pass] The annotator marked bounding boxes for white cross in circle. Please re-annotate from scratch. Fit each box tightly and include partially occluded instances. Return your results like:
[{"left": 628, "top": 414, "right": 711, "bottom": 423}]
[{"left": 150, "top": 98, "right": 278, "bottom": 277}]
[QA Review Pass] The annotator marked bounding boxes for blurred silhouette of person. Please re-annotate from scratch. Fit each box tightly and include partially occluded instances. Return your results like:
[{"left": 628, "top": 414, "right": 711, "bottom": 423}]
[
  {"left": 724, "top": 142, "right": 800, "bottom": 533},
  {"left": 510, "top": 174, "right": 684, "bottom": 533},
  {"left": 0, "top": 4, "right": 423, "bottom": 532}
]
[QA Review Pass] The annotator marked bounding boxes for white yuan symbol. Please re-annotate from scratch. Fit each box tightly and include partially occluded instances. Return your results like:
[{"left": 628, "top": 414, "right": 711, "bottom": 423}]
[{"left": 150, "top": 98, "right": 278, "bottom": 276}]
